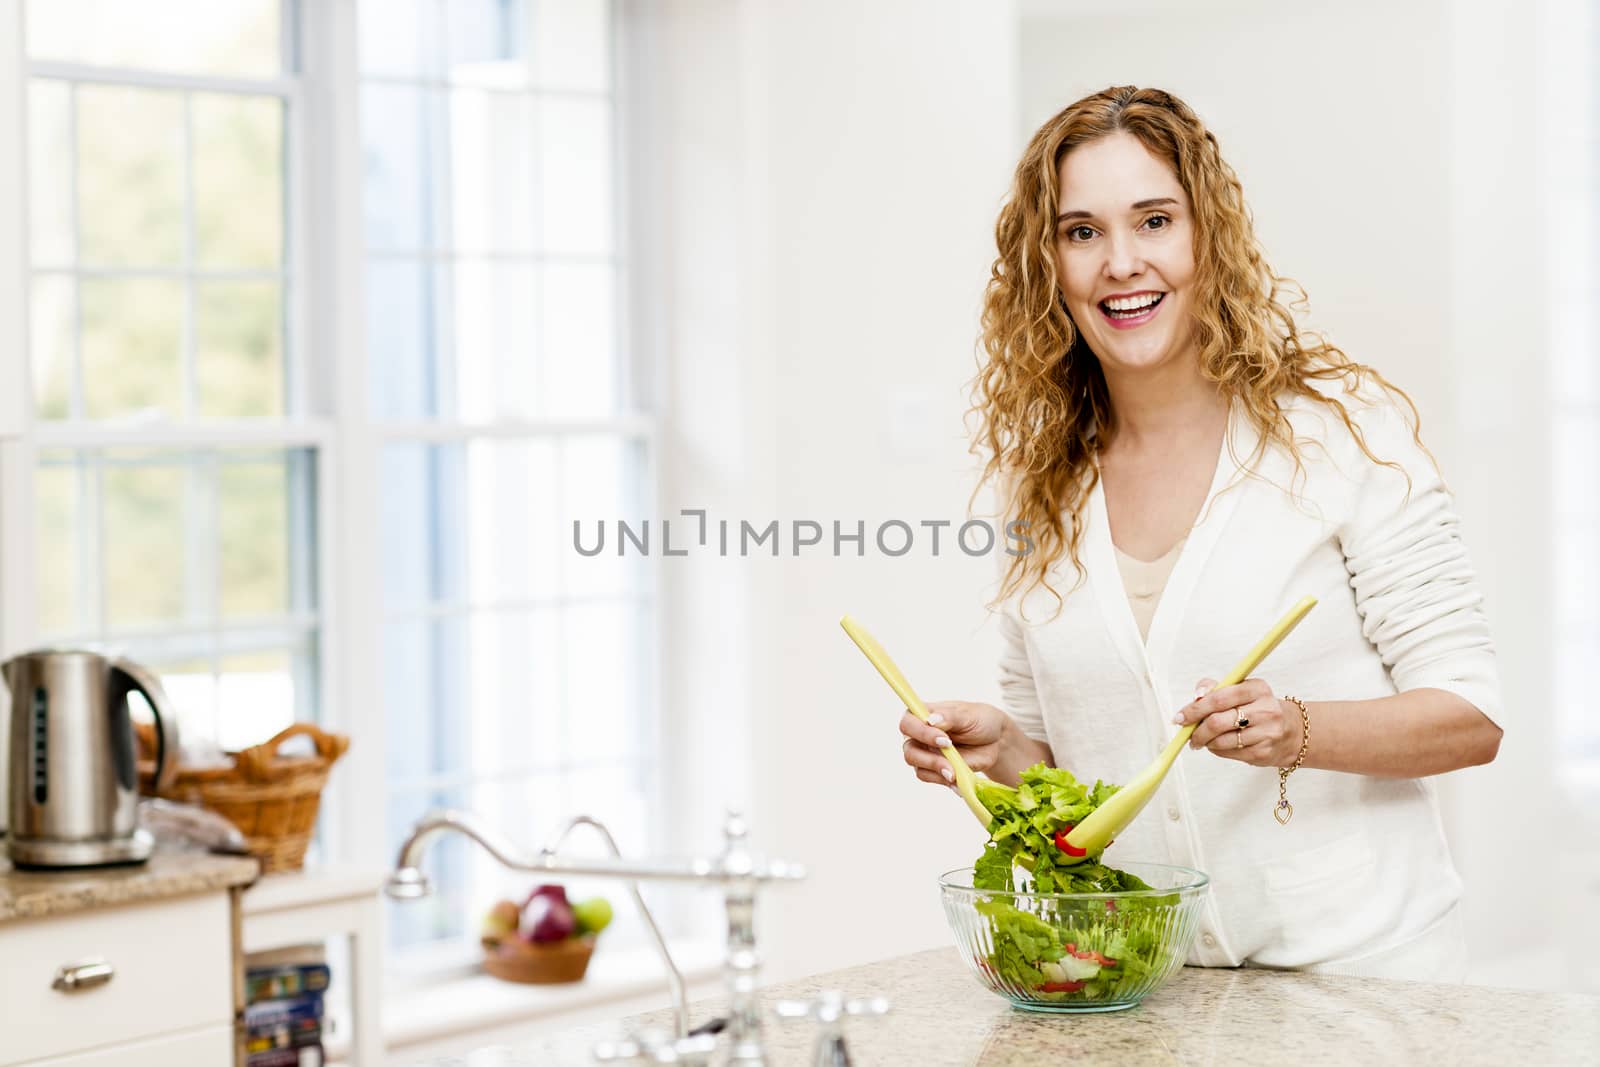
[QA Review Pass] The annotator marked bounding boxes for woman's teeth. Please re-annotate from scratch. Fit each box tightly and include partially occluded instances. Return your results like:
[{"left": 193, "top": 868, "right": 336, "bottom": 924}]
[{"left": 1100, "top": 293, "right": 1163, "bottom": 319}]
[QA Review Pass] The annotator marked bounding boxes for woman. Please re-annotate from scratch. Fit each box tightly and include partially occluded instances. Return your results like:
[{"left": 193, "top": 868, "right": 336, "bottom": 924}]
[{"left": 900, "top": 87, "right": 1503, "bottom": 981}]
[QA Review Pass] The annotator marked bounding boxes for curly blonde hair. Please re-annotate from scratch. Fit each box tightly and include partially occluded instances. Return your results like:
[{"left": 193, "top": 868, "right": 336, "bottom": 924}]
[{"left": 973, "top": 85, "right": 1420, "bottom": 612}]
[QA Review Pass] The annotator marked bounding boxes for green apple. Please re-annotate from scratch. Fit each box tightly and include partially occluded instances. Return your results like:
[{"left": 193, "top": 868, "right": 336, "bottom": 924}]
[{"left": 572, "top": 896, "right": 613, "bottom": 935}]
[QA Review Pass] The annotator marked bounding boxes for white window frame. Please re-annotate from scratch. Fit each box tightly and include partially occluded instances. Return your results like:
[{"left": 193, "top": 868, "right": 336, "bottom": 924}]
[{"left": 0, "top": 0, "right": 335, "bottom": 751}]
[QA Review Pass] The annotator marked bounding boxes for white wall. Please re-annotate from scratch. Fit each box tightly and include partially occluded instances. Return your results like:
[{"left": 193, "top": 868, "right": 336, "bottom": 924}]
[
  {"left": 1018, "top": 0, "right": 1596, "bottom": 989},
  {"left": 645, "top": 0, "right": 1022, "bottom": 982}
]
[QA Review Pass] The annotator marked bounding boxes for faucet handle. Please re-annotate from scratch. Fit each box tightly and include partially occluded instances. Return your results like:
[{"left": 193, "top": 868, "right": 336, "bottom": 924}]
[
  {"left": 592, "top": 1026, "right": 717, "bottom": 1065},
  {"left": 773, "top": 990, "right": 890, "bottom": 1066}
]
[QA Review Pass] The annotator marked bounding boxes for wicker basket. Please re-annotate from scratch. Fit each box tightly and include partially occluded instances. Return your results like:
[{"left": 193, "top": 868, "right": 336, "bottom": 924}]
[
  {"left": 482, "top": 935, "right": 597, "bottom": 984},
  {"left": 137, "top": 722, "right": 349, "bottom": 873}
]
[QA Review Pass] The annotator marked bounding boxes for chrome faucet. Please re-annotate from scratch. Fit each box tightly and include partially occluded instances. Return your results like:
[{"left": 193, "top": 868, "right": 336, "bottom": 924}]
[{"left": 387, "top": 808, "right": 805, "bottom": 1064}]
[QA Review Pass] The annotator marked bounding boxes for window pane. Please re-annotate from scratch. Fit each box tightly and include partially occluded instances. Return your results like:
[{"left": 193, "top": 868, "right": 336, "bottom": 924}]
[
  {"left": 81, "top": 278, "right": 183, "bottom": 419},
  {"left": 216, "top": 648, "right": 298, "bottom": 750},
  {"left": 198, "top": 281, "right": 284, "bottom": 417},
  {"left": 448, "top": 90, "right": 536, "bottom": 254},
  {"left": 385, "top": 785, "right": 470, "bottom": 948},
  {"left": 76, "top": 85, "right": 185, "bottom": 268},
  {"left": 30, "top": 275, "right": 74, "bottom": 419},
  {"left": 460, "top": 614, "right": 540, "bottom": 771},
  {"left": 452, "top": 260, "right": 538, "bottom": 420},
  {"left": 39, "top": 448, "right": 315, "bottom": 638},
  {"left": 139, "top": 658, "right": 218, "bottom": 750},
  {"left": 35, "top": 457, "right": 84, "bottom": 637},
  {"left": 27, "top": 80, "right": 74, "bottom": 268},
  {"left": 565, "top": 763, "right": 651, "bottom": 856},
  {"left": 382, "top": 440, "right": 565, "bottom": 612},
  {"left": 358, "top": 0, "right": 439, "bottom": 79},
  {"left": 25, "top": 0, "right": 282, "bottom": 78},
  {"left": 382, "top": 619, "right": 437, "bottom": 784},
  {"left": 535, "top": 0, "right": 611, "bottom": 92},
  {"left": 380, "top": 445, "right": 438, "bottom": 611},
  {"left": 367, "top": 259, "right": 443, "bottom": 419},
  {"left": 540, "top": 263, "right": 615, "bottom": 416},
  {"left": 561, "top": 436, "right": 646, "bottom": 598},
  {"left": 538, "top": 97, "right": 612, "bottom": 256},
  {"left": 362, "top": 84, "right": 438, "bottom": 252},
  {"left": 194, "top": 94, "right": 284, "bottom": 270},
  {"left": 460, "top": 440, "right": 561, "bottom": 604},
  {"left": 445, "top": 0, "right": 532, "bottom": 87},
  {"left": 102, "top": 453, "right": 189, "bottom": 628},
  {"left": 564, "top": 602, "right": 643, "bottom": 763},
  {"left": 219, "top": 458, "right": 290, "bottom": 619}
]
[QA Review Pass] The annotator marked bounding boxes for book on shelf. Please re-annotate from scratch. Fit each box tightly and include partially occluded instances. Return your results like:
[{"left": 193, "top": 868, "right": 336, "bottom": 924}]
[
  {"left": 244, "top": 991, "right": 323, "bottom": 1049},
  {"left": 245, "top": 1044, "right": 324, "bottom": 1067},
  {"left": 246, "top": 942, "right": 331, "bottom": 1003},
  {"left": 247, "top": 961, "right": 332, "bottom": 1002}
]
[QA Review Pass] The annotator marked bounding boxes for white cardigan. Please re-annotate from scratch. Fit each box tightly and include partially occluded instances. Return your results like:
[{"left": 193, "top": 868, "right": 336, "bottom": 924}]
[{"left": 998, "top": 386, "right": 1502, "bottom": 978}]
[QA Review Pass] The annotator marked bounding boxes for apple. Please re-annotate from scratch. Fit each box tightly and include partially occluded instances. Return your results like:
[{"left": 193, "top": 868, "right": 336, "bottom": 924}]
[
  {"left": 481, "top": 899, "right": 520, "bottom": 941},
  {"left": 520, "top": 893, "right": 577, "bottom": 943},
  {"left": 572, "top": 896, "right": 613, "bottom": 935}
]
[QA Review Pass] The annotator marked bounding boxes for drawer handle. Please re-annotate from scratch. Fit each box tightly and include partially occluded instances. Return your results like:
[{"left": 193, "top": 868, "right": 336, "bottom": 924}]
[{"left": 52, "top": 959, "right": 115, "bottom": 992}]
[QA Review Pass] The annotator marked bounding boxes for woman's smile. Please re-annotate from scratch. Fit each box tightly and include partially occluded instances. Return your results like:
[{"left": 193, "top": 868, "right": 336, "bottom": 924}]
[{"left": 1098, "top": 290, "right": 1166, "bottom": 329}]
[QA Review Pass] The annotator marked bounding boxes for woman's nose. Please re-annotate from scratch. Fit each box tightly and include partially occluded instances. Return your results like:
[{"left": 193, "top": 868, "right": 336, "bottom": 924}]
[{"left": 1102, "top": 231, "right": 1145, "bottom": 279}]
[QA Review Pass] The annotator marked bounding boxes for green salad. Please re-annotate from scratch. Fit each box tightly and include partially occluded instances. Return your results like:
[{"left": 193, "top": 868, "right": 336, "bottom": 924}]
[{"left": 970, "top": 764, "right": 1180, "bottom": 1003}]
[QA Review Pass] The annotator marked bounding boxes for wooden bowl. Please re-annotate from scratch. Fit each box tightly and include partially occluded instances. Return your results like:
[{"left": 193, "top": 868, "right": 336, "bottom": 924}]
[{"left": 482, "top": 935, "right": 597, "bottom": 984}]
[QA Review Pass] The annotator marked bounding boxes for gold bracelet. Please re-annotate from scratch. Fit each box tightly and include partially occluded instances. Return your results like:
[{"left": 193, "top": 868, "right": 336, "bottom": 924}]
[{"left": 1275, "top": 695, "right": 1310, "bottom": 825}]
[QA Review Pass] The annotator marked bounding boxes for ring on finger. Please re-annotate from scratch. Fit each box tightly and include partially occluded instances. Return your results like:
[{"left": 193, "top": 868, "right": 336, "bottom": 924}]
[
  {"left": 1235, "top": 712, "right": 1250, "bottom": 729},
  {"left": 1235, "top": 727, "right": 1245, "bottom": 750}
]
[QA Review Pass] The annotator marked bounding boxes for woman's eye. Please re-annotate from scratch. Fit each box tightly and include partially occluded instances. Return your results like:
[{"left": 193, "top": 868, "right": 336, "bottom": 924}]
[
  {"left": 1064, "top": 225, "right": 1096, "bottom": 242},
  {"left": 1142, "top": 214, "right": 1170, "bottom": 231}
]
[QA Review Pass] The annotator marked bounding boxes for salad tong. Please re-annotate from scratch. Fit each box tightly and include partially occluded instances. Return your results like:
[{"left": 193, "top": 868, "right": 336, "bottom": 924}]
[{"left": 842, "top": 595, "right": 1316, "bottom": 862}]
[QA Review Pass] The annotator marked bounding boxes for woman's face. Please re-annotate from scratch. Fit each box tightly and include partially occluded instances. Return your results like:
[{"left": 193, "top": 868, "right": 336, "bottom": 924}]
[{"left": 1054, "top": 131, "right": 1198, "bottom": 377}]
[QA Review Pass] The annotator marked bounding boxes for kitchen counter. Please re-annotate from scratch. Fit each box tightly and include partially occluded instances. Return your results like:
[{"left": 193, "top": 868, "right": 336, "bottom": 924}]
[
  {"left": 0, "top": 843, "right": 259, "bottom": 922},
  {"left": 405, "top": 946, "right": 1600, "bottom": 1066}
]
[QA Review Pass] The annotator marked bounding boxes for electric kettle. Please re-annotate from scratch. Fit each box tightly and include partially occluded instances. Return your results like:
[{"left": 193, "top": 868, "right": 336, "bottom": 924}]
[{"left": 3, "top": 650, "right": 179, "bottom": 868}]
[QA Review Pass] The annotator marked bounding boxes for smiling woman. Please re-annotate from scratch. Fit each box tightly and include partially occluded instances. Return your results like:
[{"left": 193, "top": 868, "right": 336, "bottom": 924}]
[{"left": 901, "top": 86, "right": 1505, "bottom": 983}]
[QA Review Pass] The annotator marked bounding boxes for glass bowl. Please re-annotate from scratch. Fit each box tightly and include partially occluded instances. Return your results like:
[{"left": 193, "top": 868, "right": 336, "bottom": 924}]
[{"left": 940, "top": 862, "right": 1210, "bottom": 1013}]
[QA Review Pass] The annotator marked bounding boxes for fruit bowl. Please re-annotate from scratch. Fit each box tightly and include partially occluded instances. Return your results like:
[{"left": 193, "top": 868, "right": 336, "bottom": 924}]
[
  {"left": 479, "top": 884, "right": 613, "bottom": 985},
  {"left": 940, "top": 862, "right": 1209, "bottom": 1013},
  {"left": 482, "top": 933, "right": 597, "bottom": 984}
]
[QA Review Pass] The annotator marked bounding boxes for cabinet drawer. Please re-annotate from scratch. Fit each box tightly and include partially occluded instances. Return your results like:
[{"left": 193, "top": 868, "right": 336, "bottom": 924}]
[
  {"left": 0, "top": 893, "right": 233, "bottom": 1065},
  {"left": 20, "top": 1023, "right": 234, "bottom": 1067}
]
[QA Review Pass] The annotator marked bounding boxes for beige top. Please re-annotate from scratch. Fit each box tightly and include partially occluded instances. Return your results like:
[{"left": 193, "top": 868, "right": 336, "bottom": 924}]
[{"left": 1113, "top": 536, "right": 1186, "bottom": 642}]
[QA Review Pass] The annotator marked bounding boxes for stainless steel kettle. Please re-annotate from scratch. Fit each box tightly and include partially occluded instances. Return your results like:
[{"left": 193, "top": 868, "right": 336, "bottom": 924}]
[{"left": 3, "top": 650, "right": 179, "bottom": 868}]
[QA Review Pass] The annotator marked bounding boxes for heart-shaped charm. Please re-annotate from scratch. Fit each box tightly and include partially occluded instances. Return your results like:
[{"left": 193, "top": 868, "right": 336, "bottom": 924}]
[{"left": 1274, "top": 799, "right": 1293, "bottom": 825}]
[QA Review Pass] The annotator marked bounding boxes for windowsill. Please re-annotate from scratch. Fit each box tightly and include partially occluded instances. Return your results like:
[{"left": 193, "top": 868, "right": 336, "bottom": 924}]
[{"left": 373, "top": 939, "right": 725, "bottom": 1055}]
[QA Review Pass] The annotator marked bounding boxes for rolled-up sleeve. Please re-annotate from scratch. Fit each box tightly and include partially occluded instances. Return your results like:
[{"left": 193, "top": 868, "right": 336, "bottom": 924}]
[
  {"left": 998, "top": 607, "right": 1050, "bottom": 741},
  {"left": 1337, "top": 396, "right": 1504, "bottom": 727}
]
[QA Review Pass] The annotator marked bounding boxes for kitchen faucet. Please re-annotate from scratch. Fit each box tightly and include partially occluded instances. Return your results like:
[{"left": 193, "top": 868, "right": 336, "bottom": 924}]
[{"left": 387, "top": 807, "right": 805, "bottom": 1064}]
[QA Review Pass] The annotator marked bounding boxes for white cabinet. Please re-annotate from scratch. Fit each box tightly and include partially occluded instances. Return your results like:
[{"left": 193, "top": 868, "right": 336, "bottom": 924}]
[
  {"left": 0, "top": 893, "right": 234, "bottom": 1066},
  {"left": 22, "top": 1026, "right": 234, "bottom": 1066}
]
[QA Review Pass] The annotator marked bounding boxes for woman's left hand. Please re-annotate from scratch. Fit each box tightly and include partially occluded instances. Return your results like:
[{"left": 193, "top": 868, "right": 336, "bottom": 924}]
[{"left": 1174, "top": 677, "right": 1303, "bottom": 768}]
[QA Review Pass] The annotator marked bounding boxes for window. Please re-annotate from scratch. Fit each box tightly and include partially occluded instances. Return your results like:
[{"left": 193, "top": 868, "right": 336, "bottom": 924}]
[
  {"left": 1, "top": 0, "right": 661, "bottom": 970},
  {"left": 12, "top": 0, "right": 320, "bottom": 751},
  {"left": 358, "top": 0, "right": 656, "bottom": 958}
]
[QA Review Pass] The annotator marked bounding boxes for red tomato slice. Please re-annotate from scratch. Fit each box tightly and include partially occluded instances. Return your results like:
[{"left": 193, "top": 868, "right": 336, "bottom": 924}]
[{"left": 1038, "top": 980, "right": 1085, "bottom": 993}]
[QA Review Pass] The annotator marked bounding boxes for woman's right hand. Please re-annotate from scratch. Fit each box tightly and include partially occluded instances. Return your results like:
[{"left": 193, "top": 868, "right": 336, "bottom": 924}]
[{"left": 899, "top": 701, "right": 1020, "bottom": 788}]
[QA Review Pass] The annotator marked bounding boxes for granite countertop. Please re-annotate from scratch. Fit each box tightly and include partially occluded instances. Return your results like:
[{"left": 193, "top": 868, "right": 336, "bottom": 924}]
[
  {"left": 406, "top": 946, "right": 1600, "bottom": 1066},
  {"left": 0, "top": 843, "right": 259, "bottom": 923}
]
